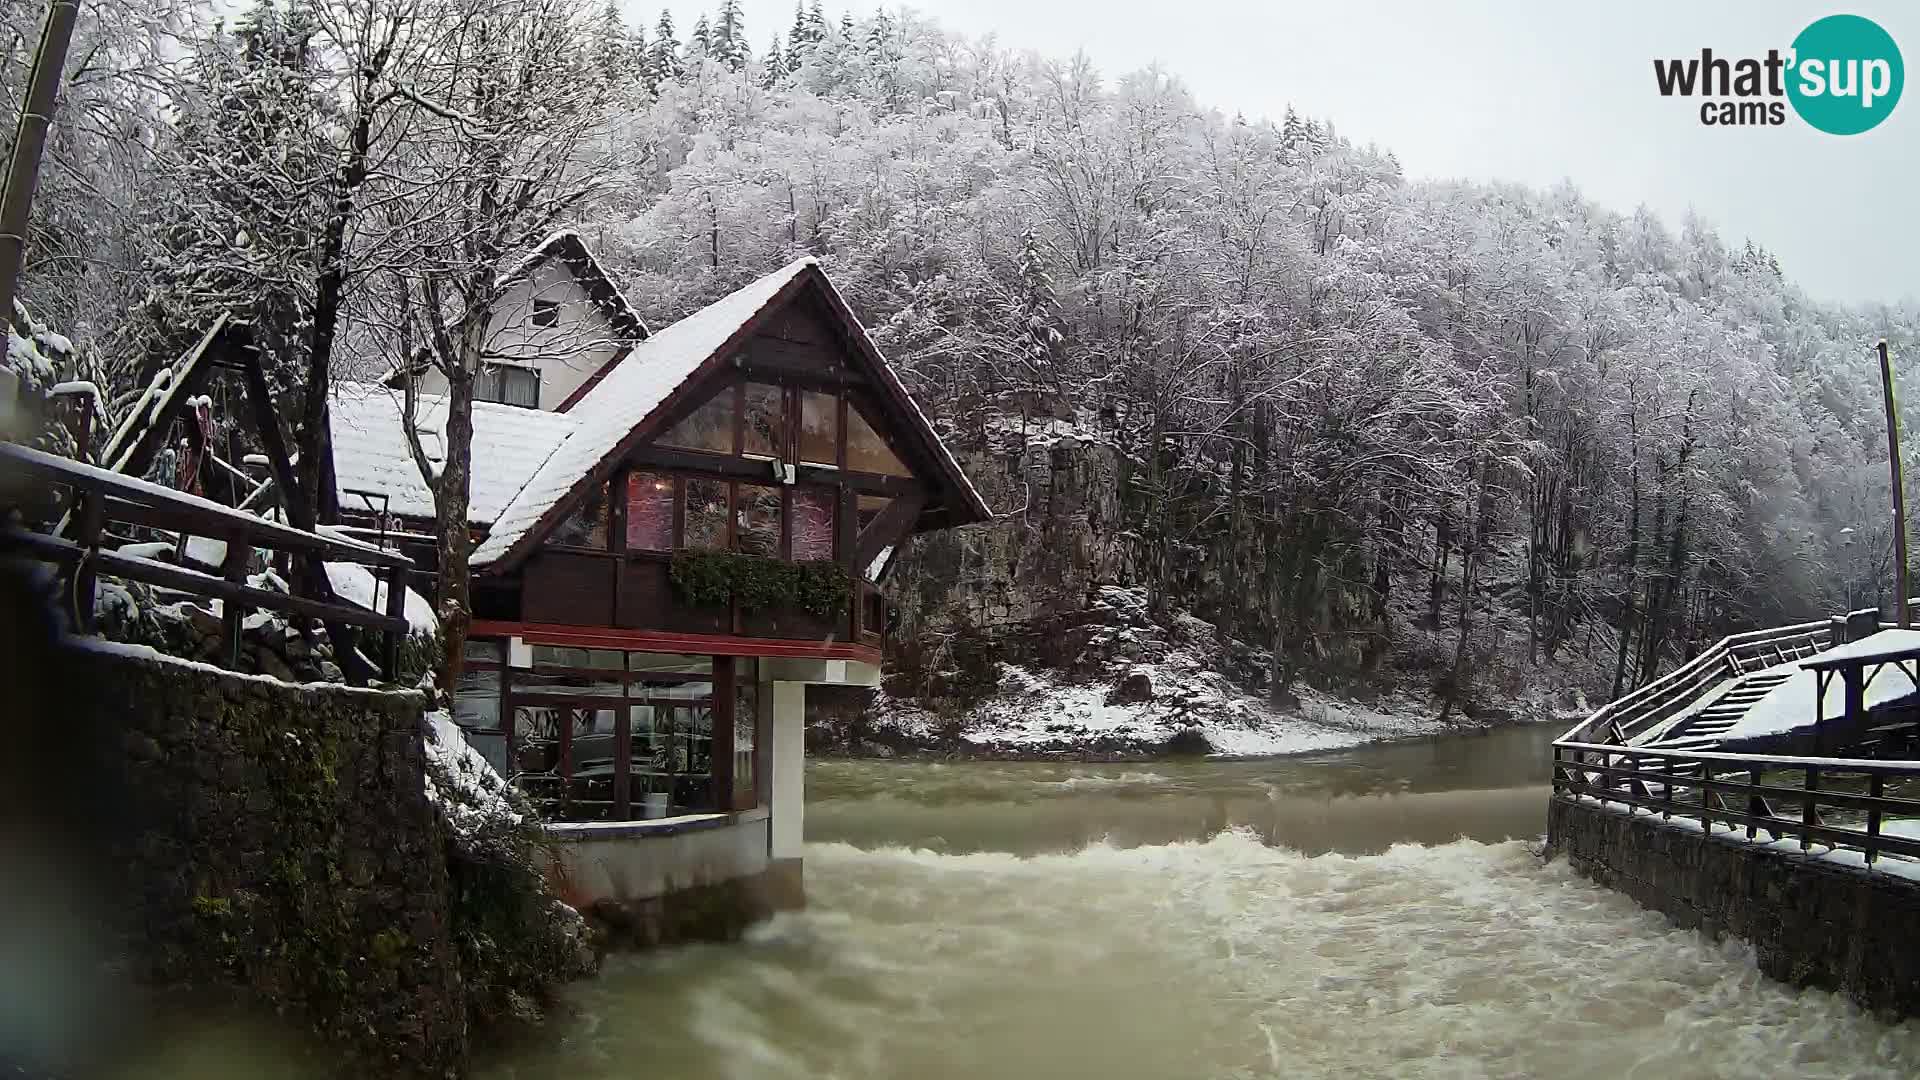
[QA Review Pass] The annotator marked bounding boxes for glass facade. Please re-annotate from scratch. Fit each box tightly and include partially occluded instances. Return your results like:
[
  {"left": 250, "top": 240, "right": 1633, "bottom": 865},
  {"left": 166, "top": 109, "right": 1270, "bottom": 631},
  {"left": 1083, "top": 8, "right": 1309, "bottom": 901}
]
[
  {"left": 625, "top": 470, "right": 675, "bottom": 551},
  {"left": 658, "top": 388, "right": 735, "bottom": 454},
  {"left": 450, "top": 646, "right": 764, "bottom": 824}
]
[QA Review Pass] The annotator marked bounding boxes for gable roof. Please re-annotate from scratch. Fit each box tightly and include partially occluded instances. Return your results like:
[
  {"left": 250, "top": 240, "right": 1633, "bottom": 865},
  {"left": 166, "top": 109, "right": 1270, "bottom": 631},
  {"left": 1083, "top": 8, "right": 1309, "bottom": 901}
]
[
  {"left": 497, "top": 229, "right": 649, "bottom": 342},
  {"left": 470, "top": 257, "right": 991, "bottom": 572},
  {"left": 330, "top": 383, "right": 577, "bottom": 524},
  {"left": 380, "top": 229, "right": 648, "bottom": 388}
]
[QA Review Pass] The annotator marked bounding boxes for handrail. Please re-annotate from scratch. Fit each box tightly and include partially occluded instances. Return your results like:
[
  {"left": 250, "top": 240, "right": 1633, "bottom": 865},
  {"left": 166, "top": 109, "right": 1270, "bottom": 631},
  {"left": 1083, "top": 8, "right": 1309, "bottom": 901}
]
[
  {"left": 1553, "top": 741, "right": 1920, "bottom": 870},
  {"left": 1555, "top": 740, "right": 1920, "bottom": 773},
  {"left": 1561, "top": 620, "right": 1832, "bottom": 746}
]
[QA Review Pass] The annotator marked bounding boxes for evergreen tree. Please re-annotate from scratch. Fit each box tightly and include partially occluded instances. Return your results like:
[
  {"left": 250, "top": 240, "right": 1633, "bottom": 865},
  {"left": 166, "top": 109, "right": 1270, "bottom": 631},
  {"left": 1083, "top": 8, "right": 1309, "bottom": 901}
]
[
  {"left": 595, "top": 0, "right": 635, "bottom": 83},
  {"left": 689, "top": 14, "right": 711, "bottom": 59},
  {"left": 712, "top": 0, "right": 749, "bottom": 69},
  {"left": 806, "top": 0, "right": 828, "bottom": 42},
  {"left": 763, "top": 36, "right": 784, "bottom": 87},
  {"left": 140, "top": 0, "right": 336, "bottom": 403},
  {"left": 650, "top": 10, "right": 682, "bottom": 81},
  {"left": 866, "top": 7, "right": 893, "bottom": 56},
  {"left": 787, "top": 1, "right": 809, "bottom": 64}
]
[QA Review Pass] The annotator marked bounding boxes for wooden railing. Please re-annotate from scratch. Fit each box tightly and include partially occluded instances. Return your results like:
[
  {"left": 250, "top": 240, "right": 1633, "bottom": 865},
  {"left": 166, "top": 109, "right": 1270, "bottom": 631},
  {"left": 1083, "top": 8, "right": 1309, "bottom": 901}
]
[
  {"left": 1553, "top": 740, "right": 1920, "bottom": 869},
  {"left": 1561, "top": 620, "right": 1836, "bottom": 746}
]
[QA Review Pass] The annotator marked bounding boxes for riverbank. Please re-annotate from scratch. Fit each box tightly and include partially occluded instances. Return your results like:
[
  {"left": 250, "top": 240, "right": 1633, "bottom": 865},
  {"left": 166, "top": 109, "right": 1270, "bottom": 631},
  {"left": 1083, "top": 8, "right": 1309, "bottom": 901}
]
[{"left": 813, "top": 656, "right": 1583, "bottom": 761}]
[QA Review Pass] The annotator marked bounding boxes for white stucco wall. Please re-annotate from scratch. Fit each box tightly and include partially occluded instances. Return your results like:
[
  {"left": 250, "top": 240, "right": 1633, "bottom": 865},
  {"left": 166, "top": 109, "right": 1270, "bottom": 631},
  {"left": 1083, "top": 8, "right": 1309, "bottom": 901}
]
[
  {"left": 413, "top": 260, "right": 627, "bottom": 411},
  {"left": 770, "top": 680, "right": 807, "bottom": 860},
  {"left": 544, "top": 812, "right": 771, "bottom": 904}
]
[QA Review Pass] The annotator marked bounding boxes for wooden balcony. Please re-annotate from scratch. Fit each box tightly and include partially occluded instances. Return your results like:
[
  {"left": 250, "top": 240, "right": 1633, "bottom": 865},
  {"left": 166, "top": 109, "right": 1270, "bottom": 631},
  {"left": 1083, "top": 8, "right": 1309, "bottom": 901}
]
[{"left": 512, "top": 548, "right": 885, "bottom": 659}]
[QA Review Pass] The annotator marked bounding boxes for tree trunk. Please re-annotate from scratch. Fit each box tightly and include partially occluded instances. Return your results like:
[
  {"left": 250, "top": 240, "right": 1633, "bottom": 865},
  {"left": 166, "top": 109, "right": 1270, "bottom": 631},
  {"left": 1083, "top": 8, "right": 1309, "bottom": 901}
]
[
  {"left": 297, "top": 92, "right": 378, "bottom": 529},
  {"left": 434, "top": 314, "right": 482, "bottom": 696}
]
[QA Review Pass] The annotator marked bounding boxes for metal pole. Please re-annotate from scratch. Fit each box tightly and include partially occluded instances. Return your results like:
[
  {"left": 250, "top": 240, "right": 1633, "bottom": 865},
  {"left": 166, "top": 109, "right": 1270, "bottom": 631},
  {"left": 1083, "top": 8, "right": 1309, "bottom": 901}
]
[
  {"left": 0, "top": 0, "right": 80, "bottom": 325},
  {"left": 1880, "top": 339, "right": 1911, "bottom": 628}
]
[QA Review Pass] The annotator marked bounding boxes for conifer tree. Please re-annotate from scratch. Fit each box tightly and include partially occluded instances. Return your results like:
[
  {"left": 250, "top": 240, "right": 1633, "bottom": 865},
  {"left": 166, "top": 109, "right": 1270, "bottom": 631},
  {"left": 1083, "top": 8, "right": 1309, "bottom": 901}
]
[
  {"left": 712, "top": 0, "right": 749, "bottom": 69},
  {"left": 595, "top": 0, "right": 635, "bottom": 84},
  {"left": 806, "top": 0, "right": 828, "bottom": 42},
  {"left": 650, "top": 10, "right": 683, "bottom": 81},
  {"left": 763, "top": 36, "right": 784, "bottom": 87},
  {"left": 140, "top": 0, "right": 335, "bottom": 401},
  {"left": 787, "top": 2, "right": 809, "bottom": 64},
  {"left": 689, "top": 13, "right": 711, "bottom": 59}
]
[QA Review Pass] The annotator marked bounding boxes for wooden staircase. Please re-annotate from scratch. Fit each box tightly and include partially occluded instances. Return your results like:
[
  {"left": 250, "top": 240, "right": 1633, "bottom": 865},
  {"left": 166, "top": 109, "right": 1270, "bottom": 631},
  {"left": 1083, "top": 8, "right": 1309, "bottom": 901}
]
[{"left": 1643, "top": 668, "right": 1798, "bottom": 750}]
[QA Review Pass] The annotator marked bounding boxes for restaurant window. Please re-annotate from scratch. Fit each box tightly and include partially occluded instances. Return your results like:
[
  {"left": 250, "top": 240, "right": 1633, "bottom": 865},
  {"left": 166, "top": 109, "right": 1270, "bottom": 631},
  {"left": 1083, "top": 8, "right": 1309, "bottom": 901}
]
[
  {"left": 658, "top": 386, "right": 736, "bottom": 454},
  {"left": 551, "top": 480, "right": 609, "bottom": 548},
  {"left": 684, "top": 478, "right": 729, "bottom": 550},
  {"left": 625, "top": 470, "right": 674, "bottom": 551},
  {"left": 847, "top": 404, "right": 912, "bottom": 477},
  {"left": 630, "top": 677, "right": 714, "bottom": 816},
  {"left": 735, "top": 484, "right": 783, "bottom": 557},
  {"left": 792, "top": 487, "right": 835, "bottom": 560},
  {"left": 452, "top": 664, "right": 507, "bottom": 773},
  {"left": 800, "top": 391, "right": 838, "bottom": 466},
  {"left": 733, "top": 658, "right": 759, "bottom": 808},
  {"left": 742, "top": 383, "right": 787, "bottom": 459},
  {"left": 506, "top": 650, "right": 726, "bottom": 822}
]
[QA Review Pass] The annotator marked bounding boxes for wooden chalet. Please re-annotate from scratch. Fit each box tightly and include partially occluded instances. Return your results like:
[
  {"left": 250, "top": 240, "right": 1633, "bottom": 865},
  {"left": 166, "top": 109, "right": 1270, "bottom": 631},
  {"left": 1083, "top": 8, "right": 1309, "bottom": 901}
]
[{"left": 330, "top": 251, "right": 988, "bottom": 921}]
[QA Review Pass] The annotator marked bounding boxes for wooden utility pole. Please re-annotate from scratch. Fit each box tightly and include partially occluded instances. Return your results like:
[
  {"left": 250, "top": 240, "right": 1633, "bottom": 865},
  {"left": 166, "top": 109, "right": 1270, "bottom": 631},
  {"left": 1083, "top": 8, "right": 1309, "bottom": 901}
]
[
  {"left": 1879, "top": 339, "right": 1910, "bottom": 628},
  {"left": 0, "top": 0, "right": 80, "bottom": 325}
]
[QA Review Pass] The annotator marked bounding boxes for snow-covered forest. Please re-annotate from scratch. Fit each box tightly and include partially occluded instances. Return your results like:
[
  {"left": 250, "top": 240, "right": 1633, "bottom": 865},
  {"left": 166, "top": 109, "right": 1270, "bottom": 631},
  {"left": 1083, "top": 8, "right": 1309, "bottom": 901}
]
[{"left": 6, "top": 0, "right": 1918, "bottom": 708}]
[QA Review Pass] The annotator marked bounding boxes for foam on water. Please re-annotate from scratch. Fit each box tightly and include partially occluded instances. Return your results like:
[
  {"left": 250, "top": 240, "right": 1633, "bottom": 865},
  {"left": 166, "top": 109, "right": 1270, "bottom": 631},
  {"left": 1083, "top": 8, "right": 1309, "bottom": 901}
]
[{"left": 488, "top": 831, "right": 1920, "bottom": 1080}]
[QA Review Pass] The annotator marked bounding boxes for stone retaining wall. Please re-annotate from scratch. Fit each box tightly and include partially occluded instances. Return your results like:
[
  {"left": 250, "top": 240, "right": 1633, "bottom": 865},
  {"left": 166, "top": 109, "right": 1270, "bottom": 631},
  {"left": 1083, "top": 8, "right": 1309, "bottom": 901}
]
[
  {"left": 87, "top": 641, "right": 467, "bottom": 1076},
  {"left": 1548, "top": 796, "right": 1920, "bottom": 1016}
]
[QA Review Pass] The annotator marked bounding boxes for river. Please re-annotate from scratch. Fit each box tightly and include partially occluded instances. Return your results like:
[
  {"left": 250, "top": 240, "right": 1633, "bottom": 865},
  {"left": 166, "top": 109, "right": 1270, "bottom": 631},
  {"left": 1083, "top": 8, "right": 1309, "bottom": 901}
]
[{"left": 485, "top": 723, "right": 1920, "bottom": 1079}]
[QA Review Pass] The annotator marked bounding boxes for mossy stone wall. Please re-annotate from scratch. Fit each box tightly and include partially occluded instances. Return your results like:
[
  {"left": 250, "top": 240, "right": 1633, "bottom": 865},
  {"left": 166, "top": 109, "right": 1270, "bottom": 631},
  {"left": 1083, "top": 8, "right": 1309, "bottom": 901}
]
[{"left": 88, "top": 644, "right": 467, "bottom": 1077}]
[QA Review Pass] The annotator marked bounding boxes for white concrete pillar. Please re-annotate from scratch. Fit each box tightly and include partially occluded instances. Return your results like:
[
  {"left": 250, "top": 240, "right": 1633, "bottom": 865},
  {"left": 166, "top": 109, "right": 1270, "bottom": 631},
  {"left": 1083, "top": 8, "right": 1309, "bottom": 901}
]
[{"left": 769, "top": 680, "right": 807, "bottom": 860}]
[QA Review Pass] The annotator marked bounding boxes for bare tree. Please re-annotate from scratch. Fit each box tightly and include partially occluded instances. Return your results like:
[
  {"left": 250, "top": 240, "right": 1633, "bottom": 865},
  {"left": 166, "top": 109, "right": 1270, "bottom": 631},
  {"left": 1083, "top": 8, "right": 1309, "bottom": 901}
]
[{"left": 376, "top": 0, "right": 622, "bottom": 692}]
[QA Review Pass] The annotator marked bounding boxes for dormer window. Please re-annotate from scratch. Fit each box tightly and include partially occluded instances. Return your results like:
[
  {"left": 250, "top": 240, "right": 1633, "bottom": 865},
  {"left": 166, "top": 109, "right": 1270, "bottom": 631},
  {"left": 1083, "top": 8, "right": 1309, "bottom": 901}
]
[{"left": 531, "top": 298, "right": 561, "bottom": 328}]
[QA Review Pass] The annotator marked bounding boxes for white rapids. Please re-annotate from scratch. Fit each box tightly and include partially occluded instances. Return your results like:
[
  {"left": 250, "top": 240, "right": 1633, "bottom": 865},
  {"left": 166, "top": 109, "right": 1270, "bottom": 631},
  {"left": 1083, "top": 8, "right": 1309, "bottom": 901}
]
[{"left": 490, "top": 829, "right": 1920, "bottom": 1080}]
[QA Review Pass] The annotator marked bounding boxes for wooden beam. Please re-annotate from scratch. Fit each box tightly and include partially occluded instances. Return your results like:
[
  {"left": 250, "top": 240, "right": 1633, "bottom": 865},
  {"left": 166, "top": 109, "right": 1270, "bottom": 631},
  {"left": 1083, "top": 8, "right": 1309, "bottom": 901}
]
[
  {"left": 856, "top": 493, "right": 924, "bottom": 568},
  {"left": 380, "top": 563, "right": 407, "bottom": 680},
  {"left": 626, "top": 444, "right": 923, "bottom": 496},
  {"left": 93, "top": 315, "right": 226, "bottom": 480}
]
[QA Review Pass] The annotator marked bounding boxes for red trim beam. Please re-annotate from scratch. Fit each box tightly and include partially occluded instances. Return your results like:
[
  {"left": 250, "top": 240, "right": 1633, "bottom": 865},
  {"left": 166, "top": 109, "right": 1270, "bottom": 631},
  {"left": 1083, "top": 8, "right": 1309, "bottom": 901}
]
[{"left": 469, "top": 620, "right": 882, "bottom": 664}]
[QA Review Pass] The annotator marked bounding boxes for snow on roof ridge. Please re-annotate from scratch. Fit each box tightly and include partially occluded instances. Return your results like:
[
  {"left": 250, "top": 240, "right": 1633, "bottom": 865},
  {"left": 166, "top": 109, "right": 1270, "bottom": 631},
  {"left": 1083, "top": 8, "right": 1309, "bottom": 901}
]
[{"left": 471, "top": 258, "right": 817, "bottom": 566}]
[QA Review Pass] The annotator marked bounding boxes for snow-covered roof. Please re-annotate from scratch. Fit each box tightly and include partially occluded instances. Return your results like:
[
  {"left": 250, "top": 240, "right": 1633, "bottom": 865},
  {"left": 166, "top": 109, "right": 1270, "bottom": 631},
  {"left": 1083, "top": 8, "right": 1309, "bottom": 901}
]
[
  {"left": 1721, "top": 629, "right": 1920, "bottom": 741},
  {"left": 329, "top": 382, "right": 577, "bottom": 524},
  {"left": 470, "top": 258, "right": 820, "bottom": 566}
]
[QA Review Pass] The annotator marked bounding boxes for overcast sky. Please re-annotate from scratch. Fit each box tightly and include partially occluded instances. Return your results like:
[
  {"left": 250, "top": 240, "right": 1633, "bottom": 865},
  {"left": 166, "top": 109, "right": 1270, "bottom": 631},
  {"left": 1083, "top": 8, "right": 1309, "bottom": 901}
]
[{"left": 641, "top": 0, "right": 1918, "bottom": 308}]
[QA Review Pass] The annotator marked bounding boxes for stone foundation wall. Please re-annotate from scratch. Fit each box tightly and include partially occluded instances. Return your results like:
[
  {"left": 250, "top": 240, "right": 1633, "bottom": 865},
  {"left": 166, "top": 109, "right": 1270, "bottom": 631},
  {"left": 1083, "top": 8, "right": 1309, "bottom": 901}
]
[
  {"left": 1548, "top": 796, "right": 1920, "bottom": 1016},
  {"left": 87, "top": 641, "right": 467, "bottom": 1076}
]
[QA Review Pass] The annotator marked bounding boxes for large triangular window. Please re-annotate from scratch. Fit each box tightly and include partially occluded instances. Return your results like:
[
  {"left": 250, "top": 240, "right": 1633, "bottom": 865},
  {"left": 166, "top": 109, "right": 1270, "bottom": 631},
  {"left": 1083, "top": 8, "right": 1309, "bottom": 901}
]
[{"left": 847, "top": 404, "right": 911, "bottom": 477}]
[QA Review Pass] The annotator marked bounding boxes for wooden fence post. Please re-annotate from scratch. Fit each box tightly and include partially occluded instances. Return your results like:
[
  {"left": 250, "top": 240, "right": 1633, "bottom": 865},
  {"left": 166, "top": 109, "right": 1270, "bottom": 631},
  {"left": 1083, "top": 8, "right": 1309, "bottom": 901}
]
[{"left": 220, "top": 534, "right": 248, "bottom": 668}]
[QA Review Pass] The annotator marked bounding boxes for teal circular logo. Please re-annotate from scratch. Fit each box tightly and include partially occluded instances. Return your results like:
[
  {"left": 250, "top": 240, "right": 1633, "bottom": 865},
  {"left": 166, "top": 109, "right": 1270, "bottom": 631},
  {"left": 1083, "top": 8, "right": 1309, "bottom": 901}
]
[{"left": 1788, "top": 14, "right": 1903, "bottom": 135}]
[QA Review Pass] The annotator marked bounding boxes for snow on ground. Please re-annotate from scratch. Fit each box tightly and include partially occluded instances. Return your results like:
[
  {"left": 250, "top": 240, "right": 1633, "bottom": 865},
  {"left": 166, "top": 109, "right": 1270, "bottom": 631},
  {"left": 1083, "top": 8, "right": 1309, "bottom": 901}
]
[
  {"left": 324, "top": 561, "right": 438, "bottom": 636},
  {"left": 874, "top": 658, "right": 1460, "bottom": 758},
  {"left": 423, "top": 709, "right": 523, "bottom": 839},
  {"left": 1722, "top": 629, "right": 1920, "bottom": 741}
]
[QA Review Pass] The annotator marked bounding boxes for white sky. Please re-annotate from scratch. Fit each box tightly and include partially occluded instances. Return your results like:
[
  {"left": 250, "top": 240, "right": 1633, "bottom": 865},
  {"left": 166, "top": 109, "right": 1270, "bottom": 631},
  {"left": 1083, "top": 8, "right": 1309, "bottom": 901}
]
[{"left": 641, "top": 0, "right": 1919, "bottom": 308}]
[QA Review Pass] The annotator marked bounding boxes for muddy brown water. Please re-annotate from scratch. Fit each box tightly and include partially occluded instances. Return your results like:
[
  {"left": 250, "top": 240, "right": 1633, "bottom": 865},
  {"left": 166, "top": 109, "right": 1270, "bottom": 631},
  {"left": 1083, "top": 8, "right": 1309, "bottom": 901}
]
[{"left": 485, "top": 723, "right": 1920, "bottom": 1079}]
